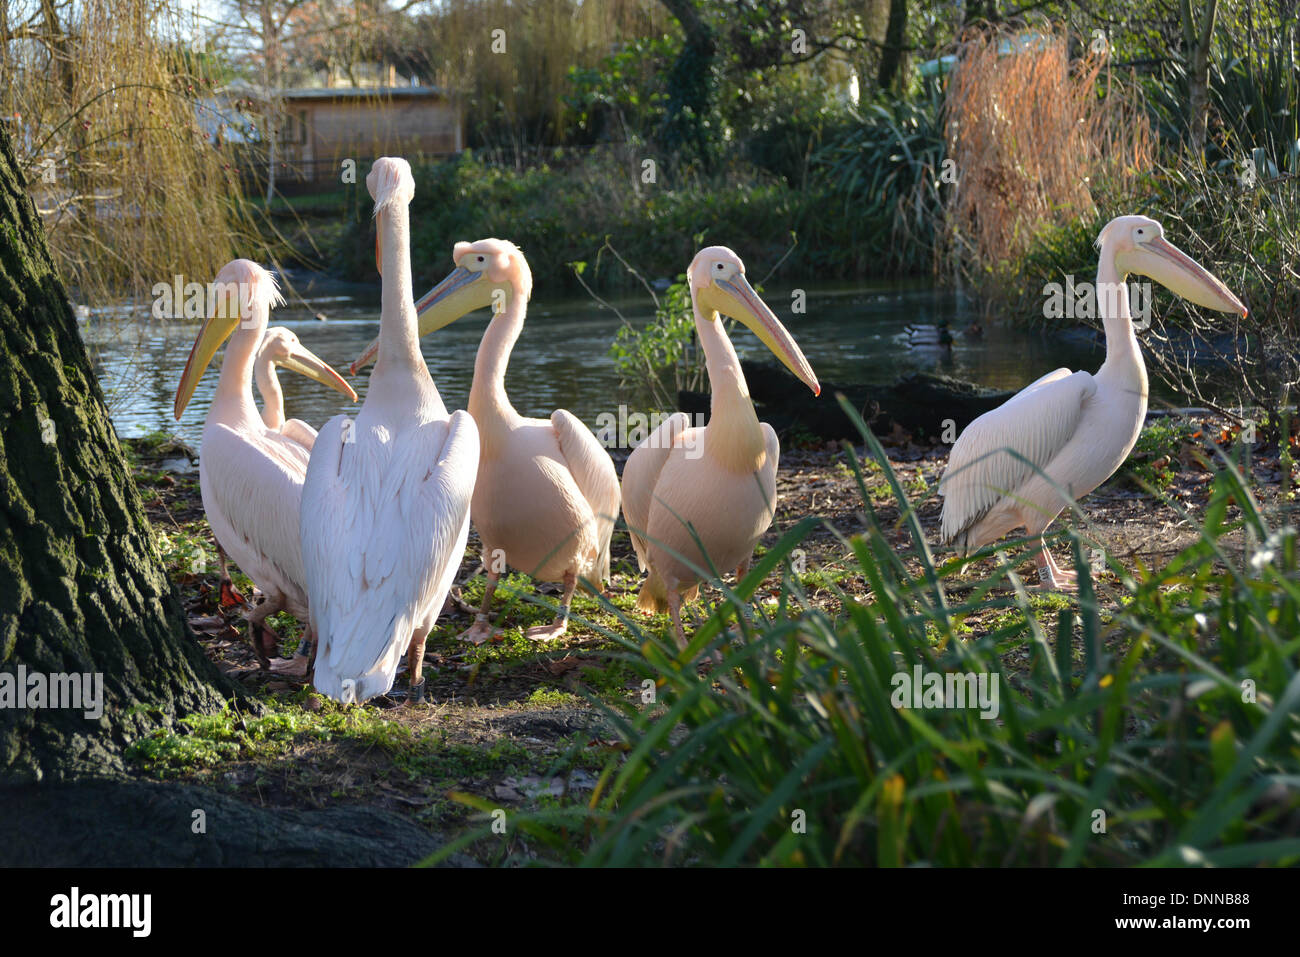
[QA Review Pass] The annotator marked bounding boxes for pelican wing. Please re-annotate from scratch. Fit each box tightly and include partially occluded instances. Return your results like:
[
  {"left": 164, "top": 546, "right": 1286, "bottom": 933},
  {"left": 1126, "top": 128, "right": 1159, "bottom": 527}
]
[
  {"left": 201, "top": 423, "right": 310, "bottom": 598},
  {"left": 280, "top": 418, "right": 319, "bottom": 452},
  {"left": 620, "top": 412, "right": 691, "bottom": 572},
  {"left": 551, "top": 409, "right": 621, "bottom": 583},
  {"left": 939, "top": 368, "right": 1096, "bottom": 546},
  {"left": 302, "top": 409, "right": 479, "bottom": 702}
]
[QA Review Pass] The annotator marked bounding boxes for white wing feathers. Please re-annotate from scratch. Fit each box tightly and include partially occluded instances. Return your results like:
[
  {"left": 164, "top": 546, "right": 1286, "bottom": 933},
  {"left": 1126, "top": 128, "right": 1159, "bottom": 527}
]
[
  {"left": 620, "top": 412, "right": 691, "bottom": 572},
  {"left": 939, "top": 368, "right": 1095, "bottom": 545},
  {"left": 551, "top": 409, "right": 621, "bottom": 583},
  {"left": 202, "top": 423, "right": 311, "bottom": 598},
  {"left": 302, "top": 410, "right": 479, "bottom": 703}
]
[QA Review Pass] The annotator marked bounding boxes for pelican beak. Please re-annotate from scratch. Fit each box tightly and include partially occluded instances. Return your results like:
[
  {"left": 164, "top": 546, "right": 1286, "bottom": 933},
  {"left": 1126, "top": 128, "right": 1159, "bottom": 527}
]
[
  {"left": 375, "top": 228, "right": 382, "bottom": 276},
  {"left": 278, "top": 344, "right": 358, "bottom": 402},
  {"left": 351, "top": 265, "right": 490, "bottom": 374},
  {"left": 416, "top": 265, "right": 492, "bottom": 332},
  {"left": 715, "top": 274, "right": 820, "bottom": 395},
  {"left": 1141, "top": 236, "right": 1248, "bottom": 318},
  {"left": 173, "top": 308, "right": 241, "bottom": 419}
]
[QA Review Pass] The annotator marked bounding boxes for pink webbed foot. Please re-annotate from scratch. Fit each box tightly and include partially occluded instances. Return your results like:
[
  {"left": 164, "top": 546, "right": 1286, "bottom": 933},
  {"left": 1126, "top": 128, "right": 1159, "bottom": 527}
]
[
  {"left": 457, "top": 615, "right": 497, "bottom": 646},
  {"left": 525, "top": 619, "right": 569, "bottom": 642}
]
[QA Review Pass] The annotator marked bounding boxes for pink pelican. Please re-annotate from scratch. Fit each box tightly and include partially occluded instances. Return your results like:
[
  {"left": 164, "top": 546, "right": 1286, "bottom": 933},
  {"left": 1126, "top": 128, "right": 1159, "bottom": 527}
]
[
  {"left": 620, "top": 246, "right": 820, "bottom": 649},
  {"left": 300, "top": 157, "right": 479, "bottom": 704},
  {"left": 350, "top": 239, "right": 620, "bottom": 643},
  {"left": 173, "top": 260, "right": 357, "bottom": 668},
  {"left": 939, "top": 215, "right": 1247, "bottom": 588}
]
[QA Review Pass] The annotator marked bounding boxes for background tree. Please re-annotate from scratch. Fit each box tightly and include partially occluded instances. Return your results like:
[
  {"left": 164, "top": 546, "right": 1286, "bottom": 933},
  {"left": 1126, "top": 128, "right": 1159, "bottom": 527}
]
[
  {"left": 1181, "top": 0, "right": 1219, "bottom": 152},
  {"left": 0, "top": 0, "right": 254, "bottom": 306}
]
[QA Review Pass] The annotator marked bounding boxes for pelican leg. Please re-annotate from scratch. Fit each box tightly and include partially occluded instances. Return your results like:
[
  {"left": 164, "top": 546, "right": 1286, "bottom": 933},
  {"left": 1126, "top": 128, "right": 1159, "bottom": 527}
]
[
  {"left": 1044, "top": 546, "right": 1078, "bottom": 585},
  {"left": 305, "top": 624, "right": 319, "bottom": 685},
  {"left": 734, "top": 557, "right": 751, "bottom": 581},
  {"left": 215, "top": 544, "right": 247, "bottom": 610},
  {"left": 526, "top": 570, "right": 576, "bottom": 642},
  {"left": 406, "top": 626, "right": 430, "bottom": 704},
  {"left": 458, "top": 569, "right": 500, "bottom": 645},
  {"left": 666, "top": 585, "right": 688, "bottom": 652},
  {"left": 245, "top": 593, "right": 286, "bottom": 669},
  {"left": 269, "top": 622, "right": 314, "bottom": 678},
  {"left": 1033, "top": 538, "right": 1076, "bottom": 592}
]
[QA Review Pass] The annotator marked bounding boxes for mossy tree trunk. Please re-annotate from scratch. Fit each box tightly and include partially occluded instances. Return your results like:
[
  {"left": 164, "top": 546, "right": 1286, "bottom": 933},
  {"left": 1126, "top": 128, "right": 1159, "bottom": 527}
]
[{"left": 0, "top": 125, "right": 235, "bottom": 783}]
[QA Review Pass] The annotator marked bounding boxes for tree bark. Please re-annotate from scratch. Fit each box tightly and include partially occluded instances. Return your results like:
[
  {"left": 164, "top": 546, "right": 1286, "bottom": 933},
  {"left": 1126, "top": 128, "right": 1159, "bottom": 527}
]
[
  {"left": 877, "top": 0, "right": 908, "bottom": 90},
  {"left": 1182, "top": 0, "right": 1218, "bottom": 153},
  {"left": 0, "top": 125, "right": 236, "bottom": 784}
]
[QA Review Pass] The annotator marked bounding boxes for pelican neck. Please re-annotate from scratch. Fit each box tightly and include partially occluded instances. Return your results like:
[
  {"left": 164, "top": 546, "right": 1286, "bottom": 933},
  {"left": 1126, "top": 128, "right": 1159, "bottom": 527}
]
[{"left": 692, "top": 291, "right": 767, "bottom": 473}]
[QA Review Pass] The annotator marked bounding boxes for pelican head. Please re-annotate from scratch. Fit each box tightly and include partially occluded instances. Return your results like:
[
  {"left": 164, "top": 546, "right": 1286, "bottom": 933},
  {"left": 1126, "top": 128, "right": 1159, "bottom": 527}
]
[
  {"left": 173, "top": 259, "right": 285, "bottom": 419},
  {"left": 256, "top": 327, "right": 358, "bottom": 403},
  {"left": 688, "top": 246, "right": 820, "bottom": 396},
  {"left": 350, "top": 238, "right": 529, "bottom": 374},
  {"left": 1098, "top": 215, "right": 1247, "bottom": 318},
  {"left": 367, "top": 157, "right": 417, "bottom": 273}
]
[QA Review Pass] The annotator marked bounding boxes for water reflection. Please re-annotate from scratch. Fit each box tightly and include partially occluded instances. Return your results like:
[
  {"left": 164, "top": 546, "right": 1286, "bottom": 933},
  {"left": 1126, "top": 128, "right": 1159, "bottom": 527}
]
[{"left": 84, "top": 281, "right": 1109, "bottom": 445}]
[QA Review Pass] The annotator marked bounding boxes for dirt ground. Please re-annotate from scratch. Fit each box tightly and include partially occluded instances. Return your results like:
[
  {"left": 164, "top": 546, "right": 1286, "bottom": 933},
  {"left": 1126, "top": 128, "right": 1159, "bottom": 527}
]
[{"left": 118, "top": 413, "right": 1296, "bottom": 862}]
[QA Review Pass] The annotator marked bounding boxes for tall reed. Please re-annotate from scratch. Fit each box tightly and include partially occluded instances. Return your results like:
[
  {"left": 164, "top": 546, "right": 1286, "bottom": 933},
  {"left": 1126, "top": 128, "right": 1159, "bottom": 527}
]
[{"left": 940, "top": 28, "right": 1154, "bottom": 300}]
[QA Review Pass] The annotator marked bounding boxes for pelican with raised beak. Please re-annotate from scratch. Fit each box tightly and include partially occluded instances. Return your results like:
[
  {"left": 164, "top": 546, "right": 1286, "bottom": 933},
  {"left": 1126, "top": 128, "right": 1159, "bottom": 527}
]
[{"left": 300, "top": 157, "right": 479, "bottom": 704}]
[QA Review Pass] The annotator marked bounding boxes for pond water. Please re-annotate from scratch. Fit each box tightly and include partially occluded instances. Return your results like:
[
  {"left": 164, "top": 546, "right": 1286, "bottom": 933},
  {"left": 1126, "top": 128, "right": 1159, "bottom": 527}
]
[{"left": 84, "top": 280, "right": 1111, "bottom": 445}]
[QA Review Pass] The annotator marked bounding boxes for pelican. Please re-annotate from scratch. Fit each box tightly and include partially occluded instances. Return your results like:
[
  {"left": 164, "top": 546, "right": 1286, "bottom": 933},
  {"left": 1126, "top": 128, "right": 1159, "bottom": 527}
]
[
  {"left": 251, "top": 326, "right": 359, "bottom": 675},
  {"left": 300, "top": 157, "right": 479, "bottom": 704},
  {"left": 173, "top": 260, "right": 357, "bottom": 668},
  {"left": 350, "top": 239, "right": 620, "bottom": 643},
  {"left": 620, "top": 246, "right": 820, "bottom": 649},
  {"left": 938, "top": 215, "right": 1247, "bottom": 588},
  {"left": 255, "top": 326, "right": 353, "bottom": 451}
]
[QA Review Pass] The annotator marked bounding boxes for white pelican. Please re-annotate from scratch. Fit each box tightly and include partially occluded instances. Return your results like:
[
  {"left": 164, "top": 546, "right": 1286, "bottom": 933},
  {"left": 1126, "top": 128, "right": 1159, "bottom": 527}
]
[
  {"left": 173, "top": 260, "right": 357, "bottom": 668},
  {"left": 255, "top": 326, "right": 355, "bottom": 451},
  {"left": 299, "top": 157, "right": 479, "bottom": 704},
  {"left": 350, "top": 239, "right": 620, "bottom": 644},
  {"left": 252, "top": 326, "right": 359, "bottom": 674},
  {"left": 620, "top": 246, "right": 820, "bottom": 649},
  {"left": 938, "top": 215, "right": 1247, "bottom": 588}
]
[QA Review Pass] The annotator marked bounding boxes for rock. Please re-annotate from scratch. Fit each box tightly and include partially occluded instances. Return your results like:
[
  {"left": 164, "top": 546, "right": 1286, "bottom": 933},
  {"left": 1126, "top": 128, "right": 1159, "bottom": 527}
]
[
  {"left": 679, "top": 361, "right": 1016, "bottom": 443},
  {"left": 159, "top": 457, "right": 196, "bottom": 474}
]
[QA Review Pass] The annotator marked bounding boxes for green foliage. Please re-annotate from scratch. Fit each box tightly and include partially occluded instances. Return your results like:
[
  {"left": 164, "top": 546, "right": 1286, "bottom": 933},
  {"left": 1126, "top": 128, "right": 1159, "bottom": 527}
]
[
  {"left": 1145, "top": 21, "right": 1300, "bottom": 174},
  {"left": 607, "top": 273, "right": 702, "bottom": 409},
  {"left": 337, "top": 149, "right": 910, "bottom": 297},
  {"left": 809, "top": 85, "right": 947, "bottom": 275},
  {"left": 428, "top": 401, "right": 1300, "bottom": 867},
  {"left": 126, "top": 697, "right": 536, "bottom": 781},
  {"left": 1123, "top": 418, "right": 1197, "bottom": 491},
  {"left": 565, "top": 37, "right": 677, "bottom": 144},
  {"left": 154, "top": 527, "right": 213, "bottom": 582}
]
